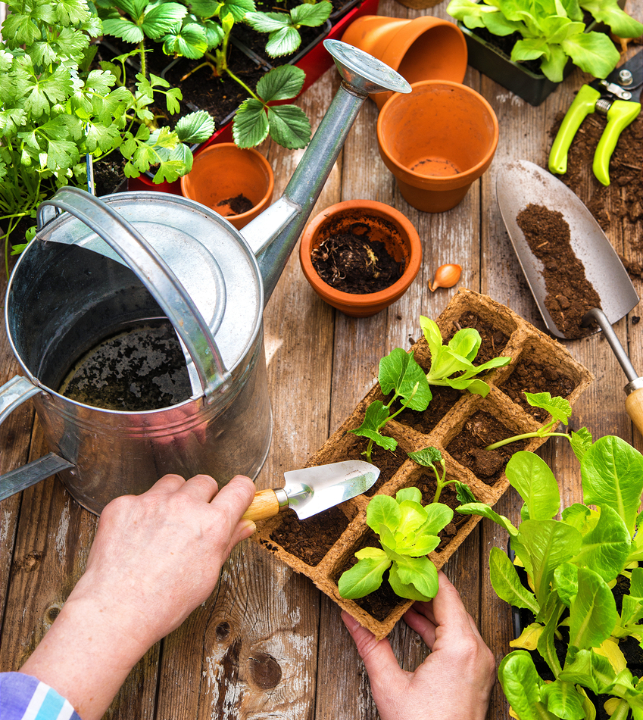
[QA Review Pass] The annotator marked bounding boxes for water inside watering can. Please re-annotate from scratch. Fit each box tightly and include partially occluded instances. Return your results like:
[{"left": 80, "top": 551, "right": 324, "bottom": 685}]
[{"left": 59, "top": 319, "right": 191, "bottom": 411}]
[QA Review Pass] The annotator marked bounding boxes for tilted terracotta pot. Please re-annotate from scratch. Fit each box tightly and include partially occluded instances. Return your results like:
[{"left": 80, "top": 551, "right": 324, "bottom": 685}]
[
  {"left": 180, "top": 143, "right": 274, "bottom": 229},
  {"left": 299, "top": 200, "right": 421, "bottom": 317},
  {"left": 341, "top": 16, "right": 467, "bottom": 109},
  {"left": 377, "top": 81, "right": 499, "bottom": 213}
]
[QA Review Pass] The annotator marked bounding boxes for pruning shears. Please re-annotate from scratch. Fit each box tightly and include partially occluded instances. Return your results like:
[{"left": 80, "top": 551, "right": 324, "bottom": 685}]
[{"left": 549, "top": 51, "right": 643, "bottom": 187}]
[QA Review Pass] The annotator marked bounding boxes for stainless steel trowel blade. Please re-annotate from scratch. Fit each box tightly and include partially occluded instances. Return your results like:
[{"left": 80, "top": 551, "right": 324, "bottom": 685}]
[
  {"left": 283, "top": 460, "right": 379, "bottom": 520},
  {"left": 496, "top": 160, "right": 639, "bottom": 339}
]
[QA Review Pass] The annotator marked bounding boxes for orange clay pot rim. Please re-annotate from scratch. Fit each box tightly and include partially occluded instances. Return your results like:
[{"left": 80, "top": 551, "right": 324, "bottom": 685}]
[
  {"left": 300, "top": 200, "right": 422, "bottom": 306},
  {"left": 380, "top": 16, "right": 465, "bottom": 67},
  {"left": 181, "top": 142, "right": 275, "bottom": 222},
  {"left": 377, "top": 80, "right": 499, "bottom": 183}
]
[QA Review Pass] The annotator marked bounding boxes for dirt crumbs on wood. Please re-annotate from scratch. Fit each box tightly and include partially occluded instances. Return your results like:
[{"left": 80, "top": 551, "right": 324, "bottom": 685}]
[
  {"left": 312, "top": 224, "right": 403, "bottom": 294},
  {"left": 446, "top": 312, "right": 509, "bottom": 364},
  {"left": 269, "top": 506, "right": 349, "bottom": 567},
  {"left": 415, "top": 474, "right": 470, "bottom": 551},
  {"left": 216, "top": 194, "right": 254, "bottom": 216},
  {"left": 501, "top": 358, "right": 576, "bottom": 421},
  {"left": 344, "top": 435, "right": 405, "bottom": 496},
  {"left": 337, "top": 532, "right": 403, "bottom": 622},
  {"left": 549, "top": 113, "right": 643, "bottom": 234},
  {"left": 516, "top": 203, "right": 601, "bottom": 339},
  {"left": 447, "top": 411, "right": 527, "bottom": 485}
]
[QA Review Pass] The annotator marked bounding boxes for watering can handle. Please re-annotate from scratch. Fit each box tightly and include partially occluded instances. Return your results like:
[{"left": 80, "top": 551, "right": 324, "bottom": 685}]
[
  {"left": 37, "top": 187, "right": 229, "bottom": 401},
  {"left": 0, "top": 376, "right": 75, "bottom": 502}
]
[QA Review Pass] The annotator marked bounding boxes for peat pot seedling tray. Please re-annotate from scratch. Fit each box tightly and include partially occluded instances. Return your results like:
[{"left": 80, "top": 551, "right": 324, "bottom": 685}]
[{"left": 255, "top": 289, "right": 594, "bottom": 638}]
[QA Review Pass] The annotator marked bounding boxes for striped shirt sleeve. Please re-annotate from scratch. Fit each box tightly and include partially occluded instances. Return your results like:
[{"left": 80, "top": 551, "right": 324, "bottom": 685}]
[{"left": 0, "top": 673, "right": 81, "bottom": 720}]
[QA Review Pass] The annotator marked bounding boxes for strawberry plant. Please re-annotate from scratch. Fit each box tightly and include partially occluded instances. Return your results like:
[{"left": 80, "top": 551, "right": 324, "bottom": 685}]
[
  {"left": 0, "top": 0, "right": 213, "bottom": 274},
  {"left": 338, "top": 487, "right": 453, "bottom": 602},
  {"left": 457, "top": 438, "right": 643, "bottom": 720},
  {"left": 98, "top": 0, "right": 321, "bottom": 149},
  {"left": 446, "top": 0, "right": 643, "bottom": 82}
]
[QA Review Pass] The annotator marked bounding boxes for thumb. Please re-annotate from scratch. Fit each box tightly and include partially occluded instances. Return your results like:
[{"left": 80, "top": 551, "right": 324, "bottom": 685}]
[{"left": 341, "top": 612, "right": 404, "bottom": 688}]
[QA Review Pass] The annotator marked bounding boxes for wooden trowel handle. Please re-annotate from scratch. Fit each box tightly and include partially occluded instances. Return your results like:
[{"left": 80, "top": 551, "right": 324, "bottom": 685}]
[
  {"left": 242, "top": 489, "right": 281, "bottom": 522},
  {"left": 626, "top": 387, "right": 643, "bottom": 438}
]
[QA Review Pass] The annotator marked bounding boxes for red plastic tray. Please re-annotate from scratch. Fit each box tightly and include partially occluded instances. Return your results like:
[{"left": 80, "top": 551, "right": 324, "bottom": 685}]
[{"left": 128, "top": 0, "right": 380, "bottom": 195}]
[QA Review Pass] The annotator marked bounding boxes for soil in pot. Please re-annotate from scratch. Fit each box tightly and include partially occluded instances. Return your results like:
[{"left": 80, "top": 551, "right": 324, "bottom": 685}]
[
  {"left": 93, "top": 154, "right": 128, "bottom": 196},
  {"left": 445, "top": 311, "right": 510, "bottom": 364},
  {"left": 216, "top": 194, "right": 254, "bottom": 217},
  {"left": 469, "top": 26, "right": 543, "bottom": 75},
  {"left": 268, "top": 505, "right": 350, "bottom": 567},
  {"left": 416, "top": 474, "right": 471, "bottom": 551},
  {"left": 516, "top": 203, "right": 602, "bottom": 339},
  {"left": 500, "top": 358, "right": 576, "bottom": 421},
  {"left": 336, "top": 531, "right": 405, "bottom": 622},
  {"left": 447, "top": 411, "right": 527, "bottom": 484},
  {"left": 549, "top": 113, "right": 643, "bottom": 235},
  {"left": 393, "top": 385, "right": 462, "bottom": 434},
  {"left": 311, "top": 226, "right": 404, "bottom": 294}
]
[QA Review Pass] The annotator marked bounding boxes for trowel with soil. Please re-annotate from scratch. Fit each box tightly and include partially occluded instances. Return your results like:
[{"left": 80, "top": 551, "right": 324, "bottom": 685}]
[{"left": 496, "top": 159, "right": 643, "bottom": 435}]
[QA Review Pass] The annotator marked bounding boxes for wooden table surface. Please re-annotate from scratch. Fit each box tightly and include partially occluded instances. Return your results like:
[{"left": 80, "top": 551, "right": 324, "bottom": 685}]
[{"left": 2, "top": 3, "right": 643, "bottom": 718}]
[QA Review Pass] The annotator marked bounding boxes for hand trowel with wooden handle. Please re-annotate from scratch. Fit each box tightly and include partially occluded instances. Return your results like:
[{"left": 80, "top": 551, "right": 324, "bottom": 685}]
[
  {"left": 241, "top": 460, "right": 379, "bottom": 522},
  {"left": 496, "top": 160, "right": 643, "bottom": 435}
]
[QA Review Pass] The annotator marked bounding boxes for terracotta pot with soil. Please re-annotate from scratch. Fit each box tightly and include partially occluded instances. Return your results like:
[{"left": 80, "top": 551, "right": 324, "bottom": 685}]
[
  {"left": 180, "top": 144, "right": 274, "bottom": 229},
  {"left": 341, "top": 16, "right": 467, "bottom": 108},
  {"left": 299, "top": 199, "right": 422, "bottom": 317},
  {"left": 255, "top": 289, "right": 593, "bottom": 638},
  {"left": 377, "top": 81, "right": 499, "bottom": 213}
]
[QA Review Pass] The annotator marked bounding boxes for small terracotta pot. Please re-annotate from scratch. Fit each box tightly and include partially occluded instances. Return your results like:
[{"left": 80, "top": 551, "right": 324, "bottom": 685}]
[
  {"left": 180, "top": 143, "right": 274, "bottom": 229},
  {"left": 341, "top": 16, "right": 467, "bottom": 109},
  {"left": 299, "top": 200, "right": 422, "bottom": 317},
  {"left": 377, "top": 81, "right": 499, "bottom": 213}
]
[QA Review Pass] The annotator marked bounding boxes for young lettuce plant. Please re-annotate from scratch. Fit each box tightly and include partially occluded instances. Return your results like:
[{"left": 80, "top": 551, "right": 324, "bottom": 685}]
[
  {"left": 484, "top": 392, "right": 593, "bottom": 460},
  {"left": 446, "top": 0, "right": 643, "bottom": 83},
  {"left": 407, "top": 446, "right": 456, "bottom": 504},
  {"left": 457, "top": 438, "right": 643, "bottom": 720},
  {"left": 351, "top": 348, "right": 431, "bottom": 464},
  {"left": 338, "top": 487, "right": 453, "bottom": 602},
  {"left": 420, "top": 316, "right": 511, "bottom": 396}
]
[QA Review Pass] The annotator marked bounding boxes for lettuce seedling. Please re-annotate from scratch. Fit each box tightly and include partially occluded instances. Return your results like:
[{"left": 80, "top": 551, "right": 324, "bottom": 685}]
[
  {"left": 338, "top": 488, "right": 453, "bottom": 602},
  {"left": 351, "top": 348, "right": 431, "bottom": 464},
  {"left": 408, "top": 446, "right": 457, "bottom": 504},
  {"left": 485, "top": 392, "right": 593, "bottom": 461},
  {"left": 421, "top": 317, "right": 511, "bottom": 397},
  {"left": 458, "top": 438, "right": 643, "bottom": 720}
]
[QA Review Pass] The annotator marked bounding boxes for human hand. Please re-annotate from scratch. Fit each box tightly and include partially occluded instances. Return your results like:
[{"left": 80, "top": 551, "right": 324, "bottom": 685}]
[
  {"left": 22, "top": 474, "right": 256, "bottom": 720},
  {"left": 342, "top": 572, "right": 495, "bottom": 720}
]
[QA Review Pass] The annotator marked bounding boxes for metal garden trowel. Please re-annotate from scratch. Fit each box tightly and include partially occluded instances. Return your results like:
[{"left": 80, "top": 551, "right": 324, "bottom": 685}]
[
  {"left": 496, "top": 160, "right": 643, "bottom": 435},
  {"left": 241, "top": 460, "right": 379, "bottom": 522}
]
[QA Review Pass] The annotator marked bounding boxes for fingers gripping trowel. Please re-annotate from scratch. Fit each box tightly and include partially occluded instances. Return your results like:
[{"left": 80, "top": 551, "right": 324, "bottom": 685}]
[
  {"left": 496, "top": 160, "right": 643, "bottom": 435},
  {"left": 241, "top": 460, "right": 379, "bottom": 522}
]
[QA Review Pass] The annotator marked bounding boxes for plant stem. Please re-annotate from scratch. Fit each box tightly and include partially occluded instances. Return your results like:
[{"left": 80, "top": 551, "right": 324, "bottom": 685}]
[
  {"left": 226, "top": 67, "right": 262, "bottom": 102},
  {"left": 139, "top": 38, "right": 147, "bottom": 79},
  {"left": 432, "top": 463, "right": 455, "bottom": 504},
  {"left": 611, "top": 700, "right": 630, "bottom": 720},
  {"left": 180, "top": 60, "right": 219, "bottom": 83},
  {"left": 486, "top": 432, "right": 570, "bottom": 452}
]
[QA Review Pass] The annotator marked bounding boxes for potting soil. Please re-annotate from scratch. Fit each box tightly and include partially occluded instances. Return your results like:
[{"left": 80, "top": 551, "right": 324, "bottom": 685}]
[
  {"left": 60, "top": 322, "right": 191, "bottom": 411},
  {"left": 216, "top": 194, "right": 254, "bottom": 216},
  {"left": 516, "top": 203, "right": 602, "bottom": 338},
  {"left": 311, "top": 230, "right": 404, "bottom": 294},
  {"left": 394, "top": 385, "right": 462, "bottom": 434},
  {"left": 445, "top": 311, "right": 509, "bottom": 364}
]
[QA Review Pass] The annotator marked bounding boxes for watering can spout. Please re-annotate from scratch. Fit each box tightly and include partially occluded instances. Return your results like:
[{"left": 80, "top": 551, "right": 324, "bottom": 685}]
[{"left": 240, "top": 39, "right": 411, "bottom": 306}]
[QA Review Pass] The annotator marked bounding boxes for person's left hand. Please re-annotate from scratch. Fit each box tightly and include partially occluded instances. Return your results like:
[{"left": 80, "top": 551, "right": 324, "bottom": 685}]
[{"left": 21, "top": 473, "right": 256, "bottom": 720}]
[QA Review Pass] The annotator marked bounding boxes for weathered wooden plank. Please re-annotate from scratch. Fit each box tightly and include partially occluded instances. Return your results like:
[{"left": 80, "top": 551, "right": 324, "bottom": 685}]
[{"left": 153, "top": 67, "right": 340, "bottom": 720}]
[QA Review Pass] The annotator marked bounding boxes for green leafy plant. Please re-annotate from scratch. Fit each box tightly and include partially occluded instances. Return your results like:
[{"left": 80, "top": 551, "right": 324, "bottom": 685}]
[
  {"left": 421, "top": 316, "right": 511, "bottom": 396},
  {"left": 458, "top": 438, "right": 643, "bottom": 719},
  {"left": 338, "top": 487, "right": 453, "bottom": 602},
  {"left": 351, "top": 348, "right": 431, "bottom": 464},
  {"left": 484, "top": 392, "right": 593, "bottom": 460},
  {"left": 0, "top": 0, "right": 213, "bottom": 275},
  {"left": 99, "top": 0, "right": 314, "bottom": 148},
  {"left": 245, "top": 1, "right": 332, "bottom": 57},
  {"left": 446, "top": 0, "right": 643, "bottom": 83}
]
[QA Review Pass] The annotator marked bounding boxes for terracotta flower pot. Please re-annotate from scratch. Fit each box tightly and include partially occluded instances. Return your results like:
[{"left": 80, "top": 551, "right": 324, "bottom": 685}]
[
  {"left": 377, "top": 81, "right": 499, "bottom": 213},
  {"left": 341, "top": 16, "right": 467, "bottom": 109},
  {"left": 299, "top": 200, "right": 421, "bottom": 317},
  {"left": 180, "top": 144, "right": 274, "bottom": 229}
]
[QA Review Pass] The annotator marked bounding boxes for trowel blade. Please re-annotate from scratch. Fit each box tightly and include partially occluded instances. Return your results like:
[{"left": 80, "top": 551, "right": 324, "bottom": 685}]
[
  {"left": 283, "top": 460, "right": 379, "bottom": 520},
  {"left": 496, "top": 160, "right": 639, "bottom": 339}
]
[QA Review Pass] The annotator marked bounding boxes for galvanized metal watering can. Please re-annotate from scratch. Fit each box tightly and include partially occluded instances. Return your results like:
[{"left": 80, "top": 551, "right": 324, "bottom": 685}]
[{"left": 0, "top": 41, "right": 411, "bottom": 514}]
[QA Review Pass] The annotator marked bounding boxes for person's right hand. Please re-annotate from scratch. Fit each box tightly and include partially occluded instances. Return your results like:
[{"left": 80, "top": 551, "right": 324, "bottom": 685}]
[{"left": 342, "top": 571, "right": 496, "bottom": 720}]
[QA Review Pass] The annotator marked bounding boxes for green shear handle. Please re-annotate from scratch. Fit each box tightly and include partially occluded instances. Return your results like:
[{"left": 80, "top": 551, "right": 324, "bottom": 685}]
[{"left": 549, "top": 84, "right": 641, "bottom": 186}]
